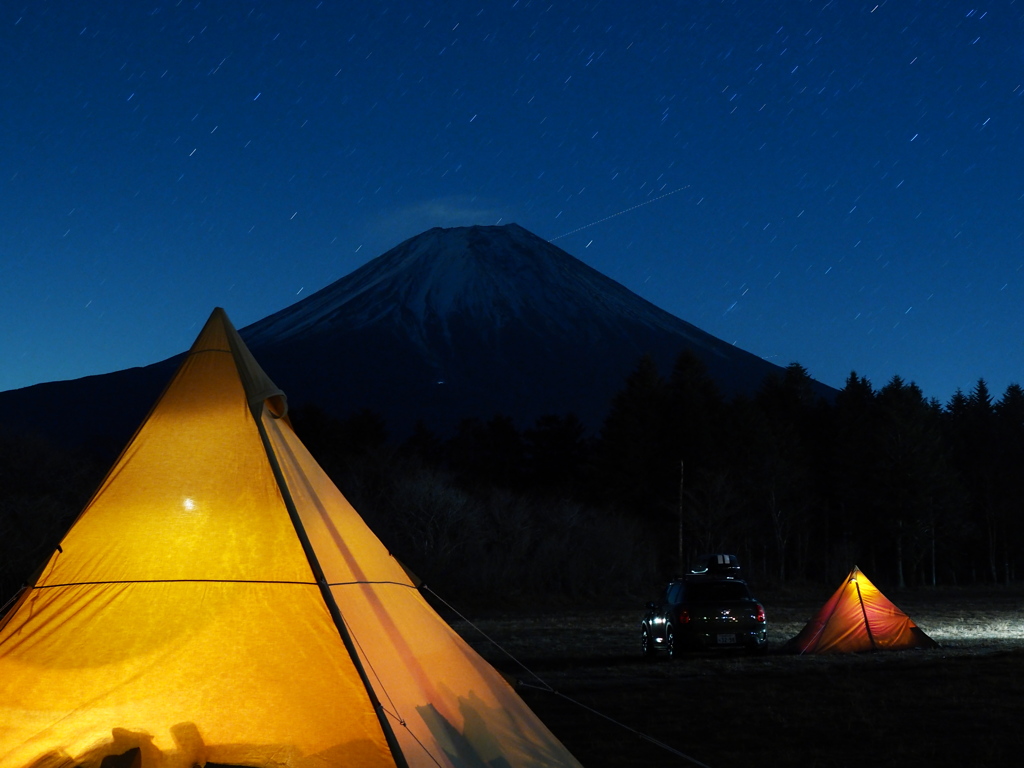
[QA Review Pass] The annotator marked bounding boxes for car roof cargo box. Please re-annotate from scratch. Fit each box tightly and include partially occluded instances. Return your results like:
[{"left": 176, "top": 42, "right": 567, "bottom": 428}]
[{"left": 689, "top": 553, "right": 743, "bottom": 579}]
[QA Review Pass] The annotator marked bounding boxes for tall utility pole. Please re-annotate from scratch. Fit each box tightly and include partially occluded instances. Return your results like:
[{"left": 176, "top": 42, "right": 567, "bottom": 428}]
[{"left": 678, "top": 460, "right": 685, "bottom": 575}]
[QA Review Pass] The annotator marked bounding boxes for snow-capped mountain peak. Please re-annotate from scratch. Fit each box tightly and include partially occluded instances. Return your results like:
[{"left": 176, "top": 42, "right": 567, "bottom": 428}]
[
  {"left": 230, "top": 223, "right": 807, "bottom": 433},
  {"left": 0, "top": 224, "right": 824, "bottom": 451},
  {"left": 243, "top": 223, "right": 719, "bottom": 354}
]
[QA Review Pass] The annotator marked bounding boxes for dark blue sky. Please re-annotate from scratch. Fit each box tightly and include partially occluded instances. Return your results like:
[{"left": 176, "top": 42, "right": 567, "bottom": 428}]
[{"left": 2, "top": 1, "right": 1021, "bottom": 403}]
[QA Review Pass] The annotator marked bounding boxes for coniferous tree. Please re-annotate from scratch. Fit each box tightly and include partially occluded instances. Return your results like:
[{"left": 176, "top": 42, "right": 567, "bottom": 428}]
[
  {"left": 874, "top": 377, "right": 950, "bottom": 586},
  {"left": 946, "top": 388, "right": 970, "bottom": 421},
  {"left": 826, "top": 372, "right": 879, "bottom": 577},
  {"left": 944, "top": 379, "right": 1010, "bottom": 582},
  {"left": 664, "top": 350, "right": 730, "bottom": 570},
  {"left": 665, "top": 349, "right": 725, "bottom": 473},
  {"left": 593, "top": 354, "right": 679, "bottom": 574},
  {"left": 748, "top": 363, "right": 823, "bottom": 581},
  {"left": 995, "top": 383, "right": 1024, "bottom": 426}
]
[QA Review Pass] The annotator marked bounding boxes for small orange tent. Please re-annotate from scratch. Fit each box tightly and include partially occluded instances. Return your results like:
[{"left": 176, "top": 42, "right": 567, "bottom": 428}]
[
  {"left": 0, "top": 308, "right": 582, "bottom": 768},
  {"left": 786, "top": 566, "right": 938, "bottom": 654}
]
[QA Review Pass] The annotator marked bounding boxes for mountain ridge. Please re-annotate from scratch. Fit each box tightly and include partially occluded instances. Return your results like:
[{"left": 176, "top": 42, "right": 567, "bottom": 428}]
[
  {"left": 236, "top": 223, "right": 822, "bottom": 433},
  {"left": 244, "top": 222, "right": 737, "bottom": 362},
  {"left": 0, "top": 223, "right": 831, "bottom": 453}
]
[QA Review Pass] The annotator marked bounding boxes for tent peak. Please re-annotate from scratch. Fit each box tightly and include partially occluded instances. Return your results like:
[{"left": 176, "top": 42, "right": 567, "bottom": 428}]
[{"left": 193, "top": 308, "right": 287, "bottom": 418}]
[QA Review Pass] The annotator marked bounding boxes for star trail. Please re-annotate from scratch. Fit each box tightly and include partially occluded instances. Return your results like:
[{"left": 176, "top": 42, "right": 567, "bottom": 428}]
[{"left": 1, "top": 1, "right": 1020, "bottom": 404}]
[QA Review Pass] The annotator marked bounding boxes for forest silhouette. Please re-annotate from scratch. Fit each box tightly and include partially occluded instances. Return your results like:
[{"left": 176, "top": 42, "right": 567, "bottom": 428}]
[{"left": 3, "top": 350, "right": 1021, "bottom": 608}]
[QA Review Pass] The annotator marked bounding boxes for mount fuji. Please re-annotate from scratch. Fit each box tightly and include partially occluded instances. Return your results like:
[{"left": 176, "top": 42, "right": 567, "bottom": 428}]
[
  {"left": 2, "top": 224, "right": 827, "bottom": 451},
  {"left": 242, "top": 223, "right": 814, "bottom": 433}
]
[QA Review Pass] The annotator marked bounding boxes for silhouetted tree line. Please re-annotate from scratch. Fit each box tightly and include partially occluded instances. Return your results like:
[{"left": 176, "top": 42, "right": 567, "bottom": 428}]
[
  {"left": 284, "top": 352, "right": 1024, "bottom": 601},
  {"left": 595, "top": 357, "right": 1024, "bottom": 591},
  {"left": 3, "top": 352, "right": 1023, "bottom": 608}
]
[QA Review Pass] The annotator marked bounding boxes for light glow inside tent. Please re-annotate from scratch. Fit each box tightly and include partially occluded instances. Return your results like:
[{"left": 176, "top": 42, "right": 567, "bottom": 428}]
[
  {"left": 787, "top": 566, "right": 938, "bottom": 654},
  {"left": 0, "top": 308, "right": 583, "bottom": 768}
]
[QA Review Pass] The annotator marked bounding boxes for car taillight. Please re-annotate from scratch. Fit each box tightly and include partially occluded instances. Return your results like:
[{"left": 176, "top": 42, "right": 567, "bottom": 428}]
[
  {"left": 754, "top": 603, "right": 766, "bottom": 623},
  {"left": 678, "top": 608, "right": 690, "bottom": 624}
]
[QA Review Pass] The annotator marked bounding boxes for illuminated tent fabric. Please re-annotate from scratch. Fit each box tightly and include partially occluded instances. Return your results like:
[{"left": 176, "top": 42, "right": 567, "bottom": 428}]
[
  {"left": 0, "top": 308, "right": 583, "bottom": 768},
  {"left": 786, "top": 566, "right": 937, "bottom": 654}
]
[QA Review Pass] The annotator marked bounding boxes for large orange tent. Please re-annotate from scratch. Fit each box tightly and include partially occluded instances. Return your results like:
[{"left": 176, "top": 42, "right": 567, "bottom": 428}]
[
  {"left": 786, "top": 566, "right": 937, "bottom": 654},
  {"left": 0, "top": 308, "right": 583, "bottom": 768}
]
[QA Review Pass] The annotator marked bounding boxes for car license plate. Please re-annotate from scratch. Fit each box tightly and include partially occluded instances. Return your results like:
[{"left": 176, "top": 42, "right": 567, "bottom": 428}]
[{"left": 717, "top": 633, "right": 737, "bottom": 644}]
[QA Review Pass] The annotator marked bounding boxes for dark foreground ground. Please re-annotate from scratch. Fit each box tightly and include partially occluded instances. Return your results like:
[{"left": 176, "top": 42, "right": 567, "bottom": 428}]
[{"left": 447, "top": 586, "right": 1024, "bottom": 768}]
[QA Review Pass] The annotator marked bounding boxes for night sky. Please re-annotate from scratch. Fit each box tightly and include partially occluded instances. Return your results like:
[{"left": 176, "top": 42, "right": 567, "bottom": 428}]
[{"left": 3, "top": 1, "right": 1021, "bottom": 404}]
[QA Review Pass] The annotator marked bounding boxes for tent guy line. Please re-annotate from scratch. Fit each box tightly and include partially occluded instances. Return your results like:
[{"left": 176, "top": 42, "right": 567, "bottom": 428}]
[
  {"left": 424, "top": 583, "right": 712, "bottom": 766},
  {"left": 518, "top": 681, "right": 712, "bottom": 768}
]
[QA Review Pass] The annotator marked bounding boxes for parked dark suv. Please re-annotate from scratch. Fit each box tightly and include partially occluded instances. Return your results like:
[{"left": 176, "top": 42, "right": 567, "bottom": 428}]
[{"left": 641, "top": 576, "right": 767, "bottom": 656}]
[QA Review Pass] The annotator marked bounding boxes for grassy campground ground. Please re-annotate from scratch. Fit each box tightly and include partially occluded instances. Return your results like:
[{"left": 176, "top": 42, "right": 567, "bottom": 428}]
[{"left": 448, "top": 586, "right": 1024, "bottom": 768}]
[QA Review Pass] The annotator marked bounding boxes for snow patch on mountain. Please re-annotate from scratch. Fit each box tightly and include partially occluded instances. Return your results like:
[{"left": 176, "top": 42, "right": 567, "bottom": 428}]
[{"left": 243, "top": 223, "right": 725, "bottom": 358}]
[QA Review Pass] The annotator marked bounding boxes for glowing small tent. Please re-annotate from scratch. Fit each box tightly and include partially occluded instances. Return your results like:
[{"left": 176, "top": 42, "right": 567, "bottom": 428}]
[
  {"left": 0, "top": 308, "right": 583, "bottom": 768},
  {"left": 786, "top": 566, "right": 937, "bottom": 654}
]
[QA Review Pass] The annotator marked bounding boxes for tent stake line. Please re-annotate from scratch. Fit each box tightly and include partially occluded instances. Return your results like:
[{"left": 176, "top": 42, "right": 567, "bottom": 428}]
[{"left": 426, "top": 585, "right": 711, "bottom": 767}]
